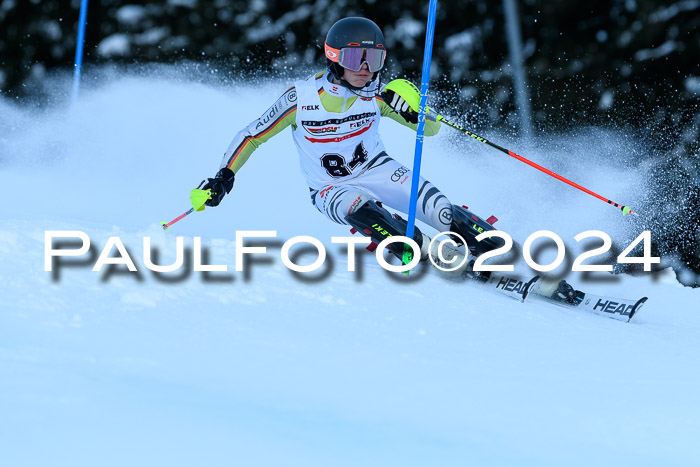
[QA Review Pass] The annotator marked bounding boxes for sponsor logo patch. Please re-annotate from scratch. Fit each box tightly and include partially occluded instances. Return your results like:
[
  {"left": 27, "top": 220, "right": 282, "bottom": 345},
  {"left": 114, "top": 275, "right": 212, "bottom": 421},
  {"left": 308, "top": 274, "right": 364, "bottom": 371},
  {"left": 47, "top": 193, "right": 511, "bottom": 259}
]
[
  {"left": 255, "top": 103, "right": 285, "bottom": 129},
  {"left": 302, "top": 112, "right": 376, "bottom": 127},
  {"left": 390, "top": 167, "right": 409, "bottom": 182},
  {"left": 439, "top": 207, "right": 453, "bottom": 224},
  {"left": 308, "top": 126, "right": 339, "bottom": 134},
  {"left": 348, "top": 196, "right": 363, "bottom": 215}
]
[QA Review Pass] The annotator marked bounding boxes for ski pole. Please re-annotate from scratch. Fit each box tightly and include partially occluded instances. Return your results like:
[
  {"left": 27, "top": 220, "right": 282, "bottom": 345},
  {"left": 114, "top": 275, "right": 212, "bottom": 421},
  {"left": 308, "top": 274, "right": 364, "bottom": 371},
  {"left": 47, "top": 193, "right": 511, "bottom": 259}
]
[
  {"left": 161, "top": 207, "right": 196, "bottom": 231},
  {"left": 403, "top": 0, "right": 439, "bottom": 270},
  {"left": 161, "top": 188, "right": 212, "bottom": 231},
  {"left": 71, "top": 0, "right": 89, "bottom": 104},
  {"left": 437, "top": 115, "right": 638, "bottom": 216}
]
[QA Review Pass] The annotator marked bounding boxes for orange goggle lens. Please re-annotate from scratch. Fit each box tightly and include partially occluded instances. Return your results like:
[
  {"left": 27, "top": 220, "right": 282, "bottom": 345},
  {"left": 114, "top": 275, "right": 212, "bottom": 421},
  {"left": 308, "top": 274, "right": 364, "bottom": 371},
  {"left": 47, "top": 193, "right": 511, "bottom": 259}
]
[{"left": 325, "top": 43, "right": 386, "bottom": 73}]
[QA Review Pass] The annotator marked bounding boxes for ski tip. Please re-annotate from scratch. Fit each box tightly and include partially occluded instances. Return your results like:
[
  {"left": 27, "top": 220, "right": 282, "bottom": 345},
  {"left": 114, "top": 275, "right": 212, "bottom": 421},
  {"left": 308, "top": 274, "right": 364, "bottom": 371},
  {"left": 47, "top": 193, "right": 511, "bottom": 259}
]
[
  {"left": 627, "top": 296, "right": 648, "bottom": 322},
  {"left": 160, "top": 221, "right": 170, "bottom": 231}
]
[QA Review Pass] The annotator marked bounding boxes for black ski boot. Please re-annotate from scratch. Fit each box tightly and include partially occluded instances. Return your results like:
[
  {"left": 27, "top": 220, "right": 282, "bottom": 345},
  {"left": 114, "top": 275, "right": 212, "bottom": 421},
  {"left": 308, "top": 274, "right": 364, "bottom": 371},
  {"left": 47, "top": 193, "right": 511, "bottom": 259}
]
[
  {"left": 345, "top": 200, "right": 430, "bottom": 263},
  {"left": 551, "top": 280, "right": 585, "bottom": 306},
  {"left": 449, "top": 205, "right": 505, "bottom": 256},
  {"left": 424, "top": 204, "right": 504, "bottom": 281}
]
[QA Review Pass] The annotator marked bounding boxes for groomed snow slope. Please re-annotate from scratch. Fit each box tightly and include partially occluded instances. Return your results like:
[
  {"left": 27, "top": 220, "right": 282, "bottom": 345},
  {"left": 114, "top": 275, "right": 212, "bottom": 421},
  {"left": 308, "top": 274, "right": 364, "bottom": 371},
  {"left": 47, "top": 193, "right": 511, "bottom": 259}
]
[{"left": 1, "top": 72, "right": 698, "bottom": 466}]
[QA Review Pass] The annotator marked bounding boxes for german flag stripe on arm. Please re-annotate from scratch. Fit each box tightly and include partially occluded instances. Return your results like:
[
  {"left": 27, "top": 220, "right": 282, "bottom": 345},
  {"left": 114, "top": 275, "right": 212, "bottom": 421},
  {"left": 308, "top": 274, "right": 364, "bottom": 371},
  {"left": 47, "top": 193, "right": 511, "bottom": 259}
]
[
  {"left": 253, "top": 105, "right": 296, "bottom": 139},
  {"left": 225, "top": 106, "right": 296, "bottom": 168},
  {"left": 222, "top": 86, "right": 298, "bottom": 170}
]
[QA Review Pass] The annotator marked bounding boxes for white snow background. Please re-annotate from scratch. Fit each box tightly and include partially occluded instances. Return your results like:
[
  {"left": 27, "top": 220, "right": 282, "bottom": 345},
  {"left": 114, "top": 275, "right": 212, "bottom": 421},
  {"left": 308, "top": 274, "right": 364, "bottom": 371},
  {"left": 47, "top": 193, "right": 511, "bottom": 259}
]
[{"left": 1, "top": 68, "right": 698, "bottom": 466}]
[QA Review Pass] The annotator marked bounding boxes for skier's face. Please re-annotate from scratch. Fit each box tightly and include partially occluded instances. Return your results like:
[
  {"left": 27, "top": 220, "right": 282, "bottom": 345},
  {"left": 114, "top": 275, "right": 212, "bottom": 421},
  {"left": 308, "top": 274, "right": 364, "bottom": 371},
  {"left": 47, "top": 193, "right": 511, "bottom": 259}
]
[{"left": 342, "top": 62, "right": 373, "bottom": 88}]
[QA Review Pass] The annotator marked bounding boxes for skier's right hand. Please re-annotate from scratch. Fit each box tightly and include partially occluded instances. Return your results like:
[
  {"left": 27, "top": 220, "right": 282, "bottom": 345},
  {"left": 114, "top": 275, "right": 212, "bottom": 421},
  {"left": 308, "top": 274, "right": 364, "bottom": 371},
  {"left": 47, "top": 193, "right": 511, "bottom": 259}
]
[
  {"left": 382, "top": 89, "right": 418, "bottom": 124},
  {"left": 194, "top": 167, "right": 235, "bottom": 207}
]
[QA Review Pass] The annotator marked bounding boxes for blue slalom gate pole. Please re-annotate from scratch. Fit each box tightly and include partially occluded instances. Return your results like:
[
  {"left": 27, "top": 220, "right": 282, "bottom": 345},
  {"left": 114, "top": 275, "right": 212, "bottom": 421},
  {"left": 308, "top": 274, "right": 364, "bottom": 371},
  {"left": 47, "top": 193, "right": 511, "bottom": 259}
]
[
  {"left": 404, "top": 0, "right": 439, "bottom": 263},
  {"left": 71, "top": 0, "right": 89, "bottom": 104}
]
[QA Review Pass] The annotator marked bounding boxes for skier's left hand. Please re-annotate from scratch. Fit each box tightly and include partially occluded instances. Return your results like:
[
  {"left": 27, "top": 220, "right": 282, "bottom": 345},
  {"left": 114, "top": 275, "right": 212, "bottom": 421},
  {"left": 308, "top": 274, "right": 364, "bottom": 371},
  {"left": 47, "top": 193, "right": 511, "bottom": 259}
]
[
  {"left": 382, "top": 90, "right": 418, "bottom": 123},
  {"left": 194, "top": 167, "right": 235, "bottom": 208}
]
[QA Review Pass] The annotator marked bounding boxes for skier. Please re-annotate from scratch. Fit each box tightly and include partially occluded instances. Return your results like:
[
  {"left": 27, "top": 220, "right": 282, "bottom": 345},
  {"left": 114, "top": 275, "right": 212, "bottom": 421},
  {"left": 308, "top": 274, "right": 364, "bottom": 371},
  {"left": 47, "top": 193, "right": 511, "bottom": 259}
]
[
  {"left": 192, "top": 16, "right": 578, "bottom": 302},
  {"left": 193, "top": 16, "right": 496, "bottom": 272}
]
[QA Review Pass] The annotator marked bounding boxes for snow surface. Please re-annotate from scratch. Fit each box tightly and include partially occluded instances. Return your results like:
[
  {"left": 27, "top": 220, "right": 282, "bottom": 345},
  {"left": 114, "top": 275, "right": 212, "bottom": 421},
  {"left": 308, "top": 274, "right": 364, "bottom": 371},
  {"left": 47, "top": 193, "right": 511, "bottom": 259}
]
[{"left": 1, "top": 70, "right": 699, "bottom": 466}]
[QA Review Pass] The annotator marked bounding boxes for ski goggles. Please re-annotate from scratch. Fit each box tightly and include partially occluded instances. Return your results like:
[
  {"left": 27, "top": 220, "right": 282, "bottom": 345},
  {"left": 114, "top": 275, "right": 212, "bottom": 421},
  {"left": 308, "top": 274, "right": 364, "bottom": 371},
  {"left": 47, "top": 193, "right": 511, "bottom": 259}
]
[{"left": 325, "top": 44, "right": 387, "bottom": 72}]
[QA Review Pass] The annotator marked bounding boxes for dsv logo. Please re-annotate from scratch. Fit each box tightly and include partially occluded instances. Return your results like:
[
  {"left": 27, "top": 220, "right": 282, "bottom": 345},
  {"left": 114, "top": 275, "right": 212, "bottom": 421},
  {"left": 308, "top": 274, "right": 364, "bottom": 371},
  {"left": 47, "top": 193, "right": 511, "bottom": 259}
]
[{"left": 390, "top": 166, "right": 409, "bottom": 182}]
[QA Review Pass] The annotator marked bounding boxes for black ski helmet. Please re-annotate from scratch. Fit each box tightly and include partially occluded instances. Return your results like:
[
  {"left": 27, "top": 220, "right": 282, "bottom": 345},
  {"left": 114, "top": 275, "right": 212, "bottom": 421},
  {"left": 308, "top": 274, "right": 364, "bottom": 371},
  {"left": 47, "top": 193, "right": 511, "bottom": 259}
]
[{"left": 324, "top": 17, "right": 386, "bottom": 89}]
